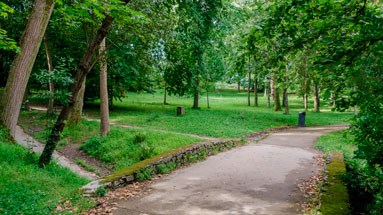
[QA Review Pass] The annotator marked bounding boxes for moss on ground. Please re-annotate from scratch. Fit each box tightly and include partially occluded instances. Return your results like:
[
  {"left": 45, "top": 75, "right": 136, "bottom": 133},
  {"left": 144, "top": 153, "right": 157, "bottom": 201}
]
[{"left": 320, "top": 151, "right": 350, "bottom": 215}]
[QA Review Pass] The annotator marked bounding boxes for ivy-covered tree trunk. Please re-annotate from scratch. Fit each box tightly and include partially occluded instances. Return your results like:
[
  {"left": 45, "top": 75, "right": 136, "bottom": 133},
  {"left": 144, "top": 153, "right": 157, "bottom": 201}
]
[
  {"left": 99, "top": 38, "right": 110, "bottom": 136},
  {"left": 313, "top": 82, "right": 320, "bottom": 112},
  {"left": 273, "top": 88, "right": 282, "bottom": 111},
  {"left": 0, "top": 0, "right": 55, "bottom": 136},
  {"left": 247, "top": 71, "right": 251, "bottom": 106},
  {"left": 270, "top": 78, "right": 274, "bottom": 100},
  {"left": 39, "top": 14, "right": 115, "bottom": 167},
  {"left": 283, "top": 88, "right": 289, "bottom": 114},
  {"left": 193, "top": 76, "right": 199, "bottom": 109},
  {"left": 254, "top": 70, "right": 258, "bottom": 106},
  {"left": 44, "top": 34, "right": 54, "bottom": 115}
]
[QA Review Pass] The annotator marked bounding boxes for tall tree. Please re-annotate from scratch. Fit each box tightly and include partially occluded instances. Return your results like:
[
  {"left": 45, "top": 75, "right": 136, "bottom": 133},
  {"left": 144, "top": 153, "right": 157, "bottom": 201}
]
[
  {"left": 43, "top": 33, "right": 54, "bottom": 115},
  {"left": 99, "top": 38, "right": 110, "bottom": 136},
  {"left": 0, "top": 0, "right": 55, "bottom": 136},
  {"left": 39, "top": 0, "right": 135, "bottom": 166}
]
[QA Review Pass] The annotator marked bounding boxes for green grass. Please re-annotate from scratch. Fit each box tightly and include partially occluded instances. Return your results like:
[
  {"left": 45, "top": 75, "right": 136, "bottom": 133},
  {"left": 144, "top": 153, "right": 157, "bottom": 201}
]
[
  {"left": 0, "top": 128, "right": 94, "bottom": 214},
  {"left": 315, "top": 130, "right": 356, "bottom": 159},
  {"left": 86, "top": 90, "right": 353, "bottom": 138},
  {"left": 18, "top": 110, "right": 201, "bottom": 171},
  {"left": 81, "top": 126, "right": 201, "bottom": 170}
]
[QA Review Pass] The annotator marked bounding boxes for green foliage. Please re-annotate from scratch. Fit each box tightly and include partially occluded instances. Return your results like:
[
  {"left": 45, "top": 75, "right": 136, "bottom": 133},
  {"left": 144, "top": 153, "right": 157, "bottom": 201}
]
[
  {"left": 0, "top": 128, "right": 93, "bottom": 214},
  {"left": 96, "top": 186, "right": 107, "bottom": 198},
  {"left": 0, "top": 2, "right": 19, "bottom": 52},
  {"left": 33, "top": 58, "right": 75, "bottom": 106},
  {"left": 136, "top": 167, "right": 155, "bottom": 181},
  {"left": 157, "top": 162, "right": 176, "bottom": 174},
  {"left": 133, "top": 132, "right": 147, "bottom": 144},
  {"left": 350, "top": 98, "right": 383, "bottom": 166}
]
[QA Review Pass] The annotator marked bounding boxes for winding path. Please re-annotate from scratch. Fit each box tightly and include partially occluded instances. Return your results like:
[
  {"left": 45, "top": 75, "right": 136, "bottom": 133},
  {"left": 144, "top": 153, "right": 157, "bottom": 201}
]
[
  {"left": 111, "top": 125, "right": 347, "bottom": 215},
  {"left": 14, "top": 126, "right": 97, "bottom": 180}
]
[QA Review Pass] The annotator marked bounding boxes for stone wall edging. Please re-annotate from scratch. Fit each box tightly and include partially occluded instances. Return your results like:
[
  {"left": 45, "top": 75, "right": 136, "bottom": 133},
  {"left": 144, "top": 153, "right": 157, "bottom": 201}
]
[{"left": 81, "top": 139, "right": 240, "bottom": 196}]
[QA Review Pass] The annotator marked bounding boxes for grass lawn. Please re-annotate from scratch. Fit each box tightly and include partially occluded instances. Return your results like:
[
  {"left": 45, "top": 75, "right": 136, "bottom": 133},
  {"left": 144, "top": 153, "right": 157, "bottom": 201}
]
[
  {"left": 0, "top": 128, "right": 94, "bottom": 215},
  {"left": 315, "top": 130, "right": 356, "bottom": 159},
  {"left": 86, "top": 90, "right": 354, "bottom": 138}
]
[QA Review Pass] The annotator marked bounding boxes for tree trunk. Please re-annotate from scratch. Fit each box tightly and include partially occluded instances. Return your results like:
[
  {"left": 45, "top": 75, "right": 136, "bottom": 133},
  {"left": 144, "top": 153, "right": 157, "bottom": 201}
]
[
  {"left": 99, "top": 38, "right": 110, "bottom": 136},
  {"left": 121, "top": 87, "right": 125, "bottom": 97},
  {"left": 164, "top": 84, "right": 167, "bottom": 105},
  {"left": 0, "top": 0, "right": 55, "bottom": 136},
  {"left": 331, "top": 93, "right": 336, "bottom": 108},
  {"left": 283, "top": 89, "right": 289, "bottom": 114},
  {"left": 264, "top": 88, "right": 267, "bottom": 97},
  {"left": 237, "top": 81, "right": 240, "bottom": 93},
  {"left": 273, "top": 83, "right": 282, "bottom": 112},
  {"left": 38, "top": 13, "right": 116, "bottom": 167},
  {"left": 254, "top": 71, "right": 258, "bottom": 106},
  {"left": 44, "top": 34, "right": 54, "bottom": 115},
  {"left": 354, "top": 105, "right": 358, "bottom": 115},
  {"left": 247, "top": 71, "right": 251, "bottom": 106},
  {"left": 313, "top": 82, "right": 320, "bottom": 112},
  {"left": 68, "top": 77, "right": 86, "bottom": 125},
  {"left": 304, "top": 93, "right": 308, "bottom": 111},
  {"left": 266, "top": 80, "right": 271, "bottom": 108},
  {"left": 282, "top": 89, "right": 286, "bottom": 107},
  {"left": 270, "top": 78, "right": 274, "bottom": 100},
  {"left": 193, "top": 76, "right": 199, "bottom": 109}
]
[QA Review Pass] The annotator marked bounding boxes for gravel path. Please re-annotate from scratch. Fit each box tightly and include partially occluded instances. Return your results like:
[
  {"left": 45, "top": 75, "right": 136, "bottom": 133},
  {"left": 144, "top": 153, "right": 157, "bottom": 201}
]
[
  {"left": 111, "top": 125, "right": 347, "bottom": 215},
  {"left": 14, "top": 126, "right": 97, "bottom": 180}
]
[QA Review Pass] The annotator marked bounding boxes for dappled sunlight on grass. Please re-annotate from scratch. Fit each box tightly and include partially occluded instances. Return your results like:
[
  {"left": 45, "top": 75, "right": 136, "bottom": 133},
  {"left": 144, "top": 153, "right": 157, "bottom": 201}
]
[{"left": 86, "top": 90, "right": 353, "bottom": 138}]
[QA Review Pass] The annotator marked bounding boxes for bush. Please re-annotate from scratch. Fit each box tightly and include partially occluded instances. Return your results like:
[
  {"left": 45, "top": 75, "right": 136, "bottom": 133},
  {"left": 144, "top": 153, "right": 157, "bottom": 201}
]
[
  {"left": 350, "top": 97, "right": 383, "bottom": 166},
  {"left": 133, "top": 132, "right": 147, "bottom": 144},
  {"left": 344, "top": 160, "right": 383, "bottom": 214}
]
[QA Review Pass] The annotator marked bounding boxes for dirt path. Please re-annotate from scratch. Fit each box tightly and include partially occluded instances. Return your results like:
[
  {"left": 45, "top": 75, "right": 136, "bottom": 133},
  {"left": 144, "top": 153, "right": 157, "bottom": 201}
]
[
  {"left": 111, "top": 125, "right": 347, "bottom": 215},
  {"left": 14, "top": 126, "right": 97, "bottom": 180}
]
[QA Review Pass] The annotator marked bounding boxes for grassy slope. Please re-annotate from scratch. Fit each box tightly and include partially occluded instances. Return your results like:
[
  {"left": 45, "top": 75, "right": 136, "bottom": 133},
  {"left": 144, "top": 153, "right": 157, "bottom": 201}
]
[
  {"left": 81, "top": 126, "right": 201, "bottom": 170},
  {"left": 18, "top": 111, "right": 201, "bottom": 171},
  {"left": 315, "top": 130, "right": 355, "bottom": 158},
  {"left": 86, "top": 90, "right": 353, "bottom": 138},
  {"left": 0, "top": 129, "right": 93, "bottom": 215}
]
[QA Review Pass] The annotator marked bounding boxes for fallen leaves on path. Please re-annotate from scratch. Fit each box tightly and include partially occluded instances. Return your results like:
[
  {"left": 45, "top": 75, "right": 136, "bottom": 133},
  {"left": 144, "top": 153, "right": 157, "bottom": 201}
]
[
  {"left": 83, "top": 175, "right": 164, "bottom": 215},
  {"left": 297, "top": 155, "right": 325, "bottom": 214}
]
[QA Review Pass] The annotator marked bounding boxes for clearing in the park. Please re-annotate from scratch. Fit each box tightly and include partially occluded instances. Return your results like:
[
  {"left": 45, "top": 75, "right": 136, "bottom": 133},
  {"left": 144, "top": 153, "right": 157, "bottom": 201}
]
[{"left": 0, "top": 1, "right": 382, "bottom": 214}]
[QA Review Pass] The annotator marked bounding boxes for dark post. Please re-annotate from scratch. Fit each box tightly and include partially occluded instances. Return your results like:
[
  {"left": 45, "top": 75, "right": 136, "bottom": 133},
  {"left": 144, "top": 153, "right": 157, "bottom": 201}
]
[
  {"left": 298, "top": 112, "right": 306, "bottom": 127},
  {"left": 177, "top": 106, "right": 184, "bottom": 116}
]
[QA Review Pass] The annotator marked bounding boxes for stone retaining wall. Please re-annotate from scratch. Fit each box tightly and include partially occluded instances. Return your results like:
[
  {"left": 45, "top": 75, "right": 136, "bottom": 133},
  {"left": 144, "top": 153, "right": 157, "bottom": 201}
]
[{"left": 81, "top": 139, "right": 240, "bottom": 196}]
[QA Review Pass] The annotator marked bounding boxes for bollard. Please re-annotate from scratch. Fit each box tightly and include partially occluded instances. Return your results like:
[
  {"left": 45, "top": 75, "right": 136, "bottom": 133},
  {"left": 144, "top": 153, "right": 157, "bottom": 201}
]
[
  {"left": 298, "top": 112, "right": 306, "bottom": 127},
  {"left": 177, "top": 106, "right": 184, "bottom": 116}
]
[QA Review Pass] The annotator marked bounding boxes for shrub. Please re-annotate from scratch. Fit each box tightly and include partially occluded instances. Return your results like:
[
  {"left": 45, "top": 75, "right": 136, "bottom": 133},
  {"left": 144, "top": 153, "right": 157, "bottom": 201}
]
[
  {"left": 139, "top": 143, "right": 156, "bottom": 161},
  {"left": 133, "top": 132, "right": 147, "bottom": 144},
  {"left": 81, "top": 135, "right": 104, "bottom": 153}
]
